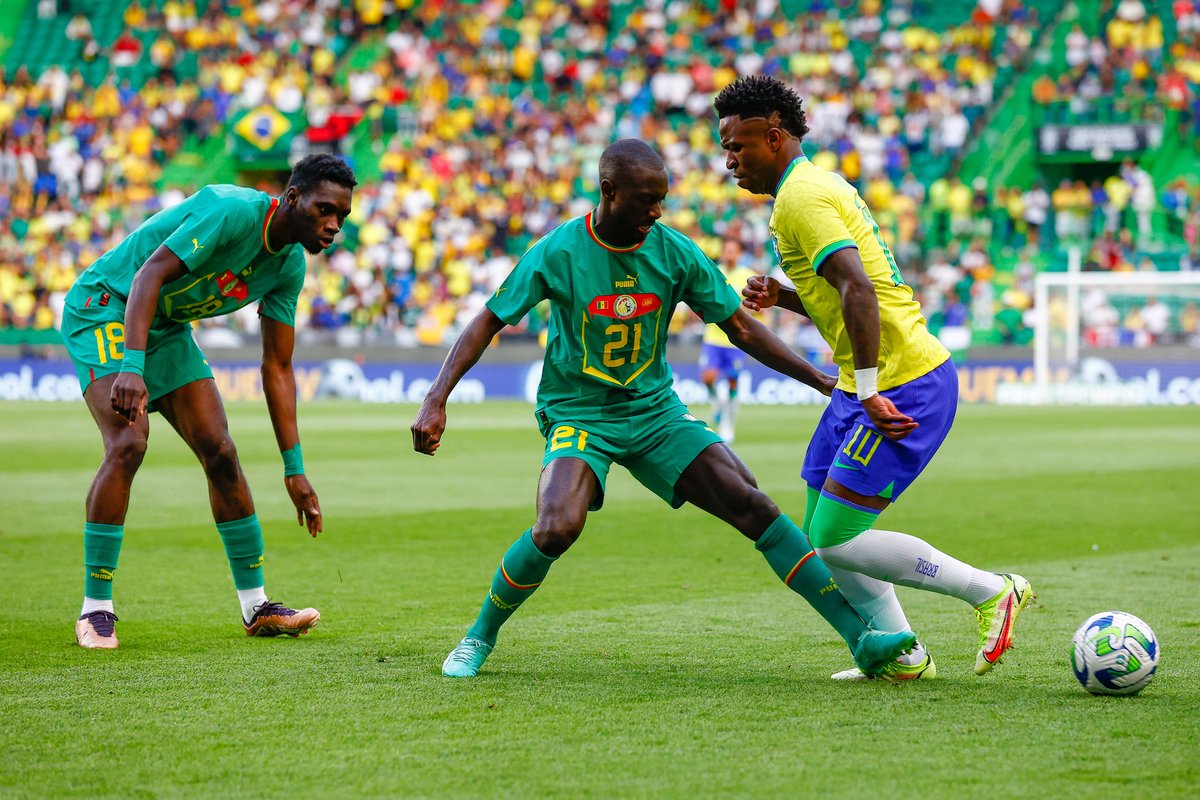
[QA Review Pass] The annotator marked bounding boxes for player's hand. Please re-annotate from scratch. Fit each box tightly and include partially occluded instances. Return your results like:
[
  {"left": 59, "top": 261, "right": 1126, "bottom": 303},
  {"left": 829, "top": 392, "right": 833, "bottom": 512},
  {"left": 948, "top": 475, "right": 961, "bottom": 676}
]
[
  {"left": 110, "top": 373, "right": 148, "bottom": 424},
  {"left": 817, "top": 373, "right": 837, "bottom": 397},
  {"left": 411, "top": 400, "right": 447, "bottom": 456},
  {"left": 285, "top": 475, "right": 322, "bottom": 537},
  {"left": 741, "top": 275, "right": 781, "bottom": 312},
  {"left": 861, "top": 394, "right": 919, "bottom": 441}
]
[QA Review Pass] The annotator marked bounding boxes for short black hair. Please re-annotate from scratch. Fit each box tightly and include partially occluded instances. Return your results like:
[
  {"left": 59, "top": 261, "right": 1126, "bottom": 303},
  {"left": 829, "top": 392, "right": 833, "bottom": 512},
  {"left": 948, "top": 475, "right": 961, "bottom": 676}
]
[
  {"left": 713, "top": 76, "right": 810, "bottom": 140},
  {"left": 599, "top": 139, "right": 665, "bottom": 185},
  {"left": 286, "top": 154, "right": 357, "bottom": 194}
]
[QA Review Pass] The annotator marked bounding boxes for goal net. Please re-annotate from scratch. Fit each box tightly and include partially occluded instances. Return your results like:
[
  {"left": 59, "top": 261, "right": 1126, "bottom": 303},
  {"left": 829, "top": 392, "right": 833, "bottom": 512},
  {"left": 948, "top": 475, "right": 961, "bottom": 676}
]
[{"left": 1016, "top": 262, "right": 1200, "bottom": 405}]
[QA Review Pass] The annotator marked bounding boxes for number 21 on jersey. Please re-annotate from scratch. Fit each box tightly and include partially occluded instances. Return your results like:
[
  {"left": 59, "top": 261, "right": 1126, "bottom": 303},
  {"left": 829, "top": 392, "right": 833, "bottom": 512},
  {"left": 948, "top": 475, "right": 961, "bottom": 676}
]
[
  {"left": 581, "top": 293, "right": 663, "bottom": 386},
  {"left": 549, "top": 425, "right": 590, "bottom": 452}
]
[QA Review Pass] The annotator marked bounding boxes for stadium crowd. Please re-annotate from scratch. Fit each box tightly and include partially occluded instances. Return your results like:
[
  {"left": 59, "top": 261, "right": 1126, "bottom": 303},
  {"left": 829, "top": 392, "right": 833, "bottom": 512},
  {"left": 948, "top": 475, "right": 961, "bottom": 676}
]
[{"left": 1, "top": 0, "right": 1198, "bottom": 349}]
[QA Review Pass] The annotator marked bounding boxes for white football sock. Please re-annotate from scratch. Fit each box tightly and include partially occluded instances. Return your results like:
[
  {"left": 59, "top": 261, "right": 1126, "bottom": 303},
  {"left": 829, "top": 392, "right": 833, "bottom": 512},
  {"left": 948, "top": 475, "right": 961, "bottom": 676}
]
[
  {"left": 898, "top": 641, "right": 927, "bottom": 666},
  {"left": 817, "top": 529, "right": 1005, "bottom": 607},
  {"left": 823, "top": 566, "right": 928, "bottom": 666},
  {"left": 824, "top": 564, "right": 911, "bottom": 632},
  {"left": 238, "top": 587, "right": 269, "bottom": 624},
  {"left": 81, "top": 597, "right": 114, "bottom": 616}
]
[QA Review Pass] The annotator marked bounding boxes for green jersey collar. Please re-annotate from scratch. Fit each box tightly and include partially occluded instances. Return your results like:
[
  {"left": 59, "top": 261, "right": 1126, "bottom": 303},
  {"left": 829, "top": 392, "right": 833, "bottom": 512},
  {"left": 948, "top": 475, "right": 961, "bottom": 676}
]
[
  {"left": 774, "top": 153, "right": 808, "bottom": 197},
  {"left": 586, "top": 210, "right": 646, "bottom": 253},
  {"left": 262, "top": 197, "right": 281, "bottom": 254}
]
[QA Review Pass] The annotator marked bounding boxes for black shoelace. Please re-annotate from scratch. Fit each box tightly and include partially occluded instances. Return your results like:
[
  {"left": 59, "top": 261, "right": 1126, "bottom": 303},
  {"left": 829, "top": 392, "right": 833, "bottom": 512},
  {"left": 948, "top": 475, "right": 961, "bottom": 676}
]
[
  {"left": 252, "top": 601, "right": 294, "bottom": 620},
  {"left": 84, "top": 610, "right": 118, "bottom": 637}
]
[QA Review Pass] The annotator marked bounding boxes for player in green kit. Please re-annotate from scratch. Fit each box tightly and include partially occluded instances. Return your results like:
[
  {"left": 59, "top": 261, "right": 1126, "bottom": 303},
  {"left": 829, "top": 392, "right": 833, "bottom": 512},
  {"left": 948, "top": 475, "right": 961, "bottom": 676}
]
[
  {"left": 411, "top": 139, "right": 917, "bottom": 679},
  {"left": 61, "top": 154, "right": 356, "bottom": 649},
  {"left": 715, "top": 76, "right": 1033, "bottom": 680}
]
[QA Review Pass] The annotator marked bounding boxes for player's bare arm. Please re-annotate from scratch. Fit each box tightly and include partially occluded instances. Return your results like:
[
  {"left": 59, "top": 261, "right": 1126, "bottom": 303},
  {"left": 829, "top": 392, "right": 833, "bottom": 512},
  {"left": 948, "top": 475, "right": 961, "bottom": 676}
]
[
  {"left": 262, "top": 315, "right": 321, "bottom": 536},
  {"left": 111, "top": 245, "right": 189, "bottom": 423},
  {"left": 716, "top": 307, "right": 835, "bottom": 395},
  {"left": 412, "top": 307, "right": 508, "bottom": 455},
  {"left": 741, "top": 274, "right": 811, "bottom": 318},
  {"left": 819, "top": 248, "right": 917, "bottom": 440}
]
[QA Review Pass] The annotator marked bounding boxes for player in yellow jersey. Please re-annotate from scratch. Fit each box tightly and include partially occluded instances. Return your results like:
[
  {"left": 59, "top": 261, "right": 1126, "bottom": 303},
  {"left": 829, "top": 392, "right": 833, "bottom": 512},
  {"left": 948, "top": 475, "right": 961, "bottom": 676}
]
[
  {"left": 715, "top": 76, "right": 1034, "bottom": 680},
  {"left": 699, "top": 239, "right": 758, "bottom": 442}
]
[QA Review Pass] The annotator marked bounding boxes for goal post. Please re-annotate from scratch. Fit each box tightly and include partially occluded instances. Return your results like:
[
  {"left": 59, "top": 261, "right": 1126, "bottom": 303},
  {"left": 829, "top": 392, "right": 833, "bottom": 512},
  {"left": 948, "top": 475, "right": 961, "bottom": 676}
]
[{"left": 1026, "top": 261, "right": 1200, "bottom": 405}]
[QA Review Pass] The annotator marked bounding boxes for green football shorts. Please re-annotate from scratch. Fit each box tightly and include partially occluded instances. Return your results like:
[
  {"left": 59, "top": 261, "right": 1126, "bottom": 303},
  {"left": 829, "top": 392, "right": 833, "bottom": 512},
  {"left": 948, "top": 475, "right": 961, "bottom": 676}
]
[
  {"left": 539, "top": 403, "right": 724, "bottom": 510},
  {"left": 61, "top": 297, "right": 213, "bottom": 410}
]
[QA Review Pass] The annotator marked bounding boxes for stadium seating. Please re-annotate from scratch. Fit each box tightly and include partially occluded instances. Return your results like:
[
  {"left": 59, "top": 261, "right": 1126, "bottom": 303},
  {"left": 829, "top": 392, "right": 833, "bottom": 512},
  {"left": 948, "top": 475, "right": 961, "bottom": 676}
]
[{"left": 1, "top": 0, "right": 1198, "bottom": 350}]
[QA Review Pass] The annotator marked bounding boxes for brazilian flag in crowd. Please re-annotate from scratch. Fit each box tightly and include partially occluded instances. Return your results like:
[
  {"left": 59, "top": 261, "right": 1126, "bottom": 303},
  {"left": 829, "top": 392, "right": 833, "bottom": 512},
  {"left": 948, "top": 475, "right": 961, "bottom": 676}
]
[{"left": 230, "top": 106, "right": 304, "bottom": 164}]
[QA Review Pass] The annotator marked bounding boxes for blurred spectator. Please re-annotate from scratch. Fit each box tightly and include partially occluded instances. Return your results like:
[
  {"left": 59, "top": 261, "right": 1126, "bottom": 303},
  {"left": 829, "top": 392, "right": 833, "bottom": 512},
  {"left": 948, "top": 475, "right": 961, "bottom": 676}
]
[
  {"left": 2, "top": 0, "right": 1197, "bottom": 351},
  {"left": 1141, "top": 295, "right": 1171, "bottom": 342}
]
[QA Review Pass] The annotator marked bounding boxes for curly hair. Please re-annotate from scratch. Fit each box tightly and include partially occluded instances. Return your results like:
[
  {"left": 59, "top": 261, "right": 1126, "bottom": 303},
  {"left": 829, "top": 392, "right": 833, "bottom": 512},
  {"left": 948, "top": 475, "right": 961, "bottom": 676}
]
[
  {"left": 713, "top": 76, "right": 810, "bottom": 140},
  {"left": 286, "top": 154, "right": 358, "bottom": 194}
]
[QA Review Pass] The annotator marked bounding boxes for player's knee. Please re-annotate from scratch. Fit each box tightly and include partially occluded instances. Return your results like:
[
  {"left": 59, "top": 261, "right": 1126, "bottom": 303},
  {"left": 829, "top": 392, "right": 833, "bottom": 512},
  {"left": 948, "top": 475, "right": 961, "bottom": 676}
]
[
  {"left": 531, "top": 514, "right": 584, "bottom": 557},
  {"left": 197, "top": 436, "right": 240, "bottom": 477},
  {"left": 808, "top": 512, "right": 862, "bottom": 554},
  {"left": 106, "top": 434, "right": 147, "bottom": 474},
  {"left": 812, "top": 540, "right": 854, "bottom": 569},
  {"left": 719, "top": 485, "right": 778, "bottom": 538},
  {"left": 741, "top": 487, "right": 780, "bottom": 531}
]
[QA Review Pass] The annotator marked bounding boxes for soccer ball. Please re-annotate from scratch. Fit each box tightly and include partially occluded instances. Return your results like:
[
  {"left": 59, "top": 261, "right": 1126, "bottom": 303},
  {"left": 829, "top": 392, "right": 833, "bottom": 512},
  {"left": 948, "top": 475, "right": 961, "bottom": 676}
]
[{"left": 1070, "top": 611, "right": 1159, "bottom": 696}]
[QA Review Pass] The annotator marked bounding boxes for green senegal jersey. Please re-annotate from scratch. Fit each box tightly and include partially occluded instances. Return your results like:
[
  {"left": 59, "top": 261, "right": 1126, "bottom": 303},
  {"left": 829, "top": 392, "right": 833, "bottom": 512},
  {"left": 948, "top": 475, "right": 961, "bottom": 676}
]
[
  {"left": 67, "top": 185, "right": 307, "bottom": 333},
  {"left": 487, "top": 211, "right": 742, "bottom": 422}
]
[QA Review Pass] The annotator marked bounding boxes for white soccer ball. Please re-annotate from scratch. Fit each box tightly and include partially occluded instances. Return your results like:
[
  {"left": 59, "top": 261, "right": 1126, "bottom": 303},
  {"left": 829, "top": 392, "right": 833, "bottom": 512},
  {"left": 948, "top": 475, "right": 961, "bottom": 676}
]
[{"left": 1071, "top": 611, "right": 1160, "bottom": 696}]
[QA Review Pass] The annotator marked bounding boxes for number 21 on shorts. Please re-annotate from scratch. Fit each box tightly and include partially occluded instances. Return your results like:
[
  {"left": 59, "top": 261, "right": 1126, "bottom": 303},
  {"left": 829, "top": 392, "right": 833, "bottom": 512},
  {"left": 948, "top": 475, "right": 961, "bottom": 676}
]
[
  {"left": 549, "top": 425, "right": 590, "bottom": 452},
  {"left": 93, "top": 322, "right": 125, "bottom": 364}
]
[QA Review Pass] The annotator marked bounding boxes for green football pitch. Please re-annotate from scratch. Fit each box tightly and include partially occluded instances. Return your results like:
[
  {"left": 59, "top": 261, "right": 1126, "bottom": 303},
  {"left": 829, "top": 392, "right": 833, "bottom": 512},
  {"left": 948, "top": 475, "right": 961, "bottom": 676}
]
[{"left": 2, "top": 400, "right": 1197, "bottom": 798}]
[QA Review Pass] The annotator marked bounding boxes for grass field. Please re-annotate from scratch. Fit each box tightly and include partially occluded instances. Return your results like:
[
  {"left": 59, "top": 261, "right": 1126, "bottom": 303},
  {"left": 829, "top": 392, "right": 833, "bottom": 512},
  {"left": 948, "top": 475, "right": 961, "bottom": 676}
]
[{"left": 1, "top": 400, "right": 1198, "bottom": 799}]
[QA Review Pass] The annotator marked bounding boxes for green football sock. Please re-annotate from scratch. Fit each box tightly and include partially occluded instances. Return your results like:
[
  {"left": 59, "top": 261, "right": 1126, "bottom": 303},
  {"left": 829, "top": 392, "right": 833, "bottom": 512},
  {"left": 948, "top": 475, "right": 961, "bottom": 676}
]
[
  {"left": 84, "top": 522, "right": 123, "bottom": 600},
  {"left": 755, "top": 514, "right": 866, "bottom": 650},
  {"left": 217, "top": 515, "right": 265, "bottom": 590},
  {"left": 467, "top": 529, "right": 558, "bottom": 646},
  {"left": 802, "top": 485, "right": 820, "bottom": 533}
]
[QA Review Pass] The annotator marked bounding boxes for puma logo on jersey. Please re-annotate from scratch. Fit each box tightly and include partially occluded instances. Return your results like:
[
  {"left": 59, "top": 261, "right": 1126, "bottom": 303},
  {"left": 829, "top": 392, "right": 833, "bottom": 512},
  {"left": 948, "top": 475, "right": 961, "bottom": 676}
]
[
  {"left": 614, "top": 274, "right": 638, "bottom": 288},
  {"left": 192, "top": 238, "right": 205, "bottom": 253}
]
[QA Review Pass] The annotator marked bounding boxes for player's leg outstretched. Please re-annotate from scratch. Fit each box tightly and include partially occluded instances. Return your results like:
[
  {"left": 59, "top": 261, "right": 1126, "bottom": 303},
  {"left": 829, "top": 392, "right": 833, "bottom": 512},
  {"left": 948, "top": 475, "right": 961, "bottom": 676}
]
[
  {"left": 756, "top": 514, "right": 916, "bottom": 674},
  {"left": 672, "top": 442, "right": 916, "bottom": 677}
]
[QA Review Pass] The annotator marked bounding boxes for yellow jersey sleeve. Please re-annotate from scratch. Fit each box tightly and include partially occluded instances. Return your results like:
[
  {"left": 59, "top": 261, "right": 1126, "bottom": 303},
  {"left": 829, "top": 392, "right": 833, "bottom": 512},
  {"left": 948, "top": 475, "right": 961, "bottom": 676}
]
[
  {"left": 770, "top": 157, "right": 949, "bottom": 392},
  {"left": 772, "top": 185, "right": 858, "bottom": 275}
]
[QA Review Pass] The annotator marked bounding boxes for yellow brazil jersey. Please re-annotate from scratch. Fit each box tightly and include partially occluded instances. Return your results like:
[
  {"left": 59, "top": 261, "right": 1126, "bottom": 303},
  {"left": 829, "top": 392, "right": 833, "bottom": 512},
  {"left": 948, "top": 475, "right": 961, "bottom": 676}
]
[
  {"left": 702, "top": 264, "right": 757, "bottom": 347},
  {"left": 769, "top": 154, "right": 949, "bottom": 393}
]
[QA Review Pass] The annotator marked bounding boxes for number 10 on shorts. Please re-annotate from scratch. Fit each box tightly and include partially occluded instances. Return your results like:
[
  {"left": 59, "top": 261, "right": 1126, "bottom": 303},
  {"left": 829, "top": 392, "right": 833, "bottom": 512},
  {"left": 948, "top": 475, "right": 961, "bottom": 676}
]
[
  {"left": 550, "top": 425, "right": 590, "bottom": 452},
  {"left": 93, "top": 322, "right": 125, "bottom": 364}
]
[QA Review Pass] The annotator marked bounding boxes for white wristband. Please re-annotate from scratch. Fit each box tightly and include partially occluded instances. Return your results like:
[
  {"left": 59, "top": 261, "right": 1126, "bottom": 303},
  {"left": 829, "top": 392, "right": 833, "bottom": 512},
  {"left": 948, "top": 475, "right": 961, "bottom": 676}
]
[{"left": 855, "top": 367, "right": 879, "bottom": 401}]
